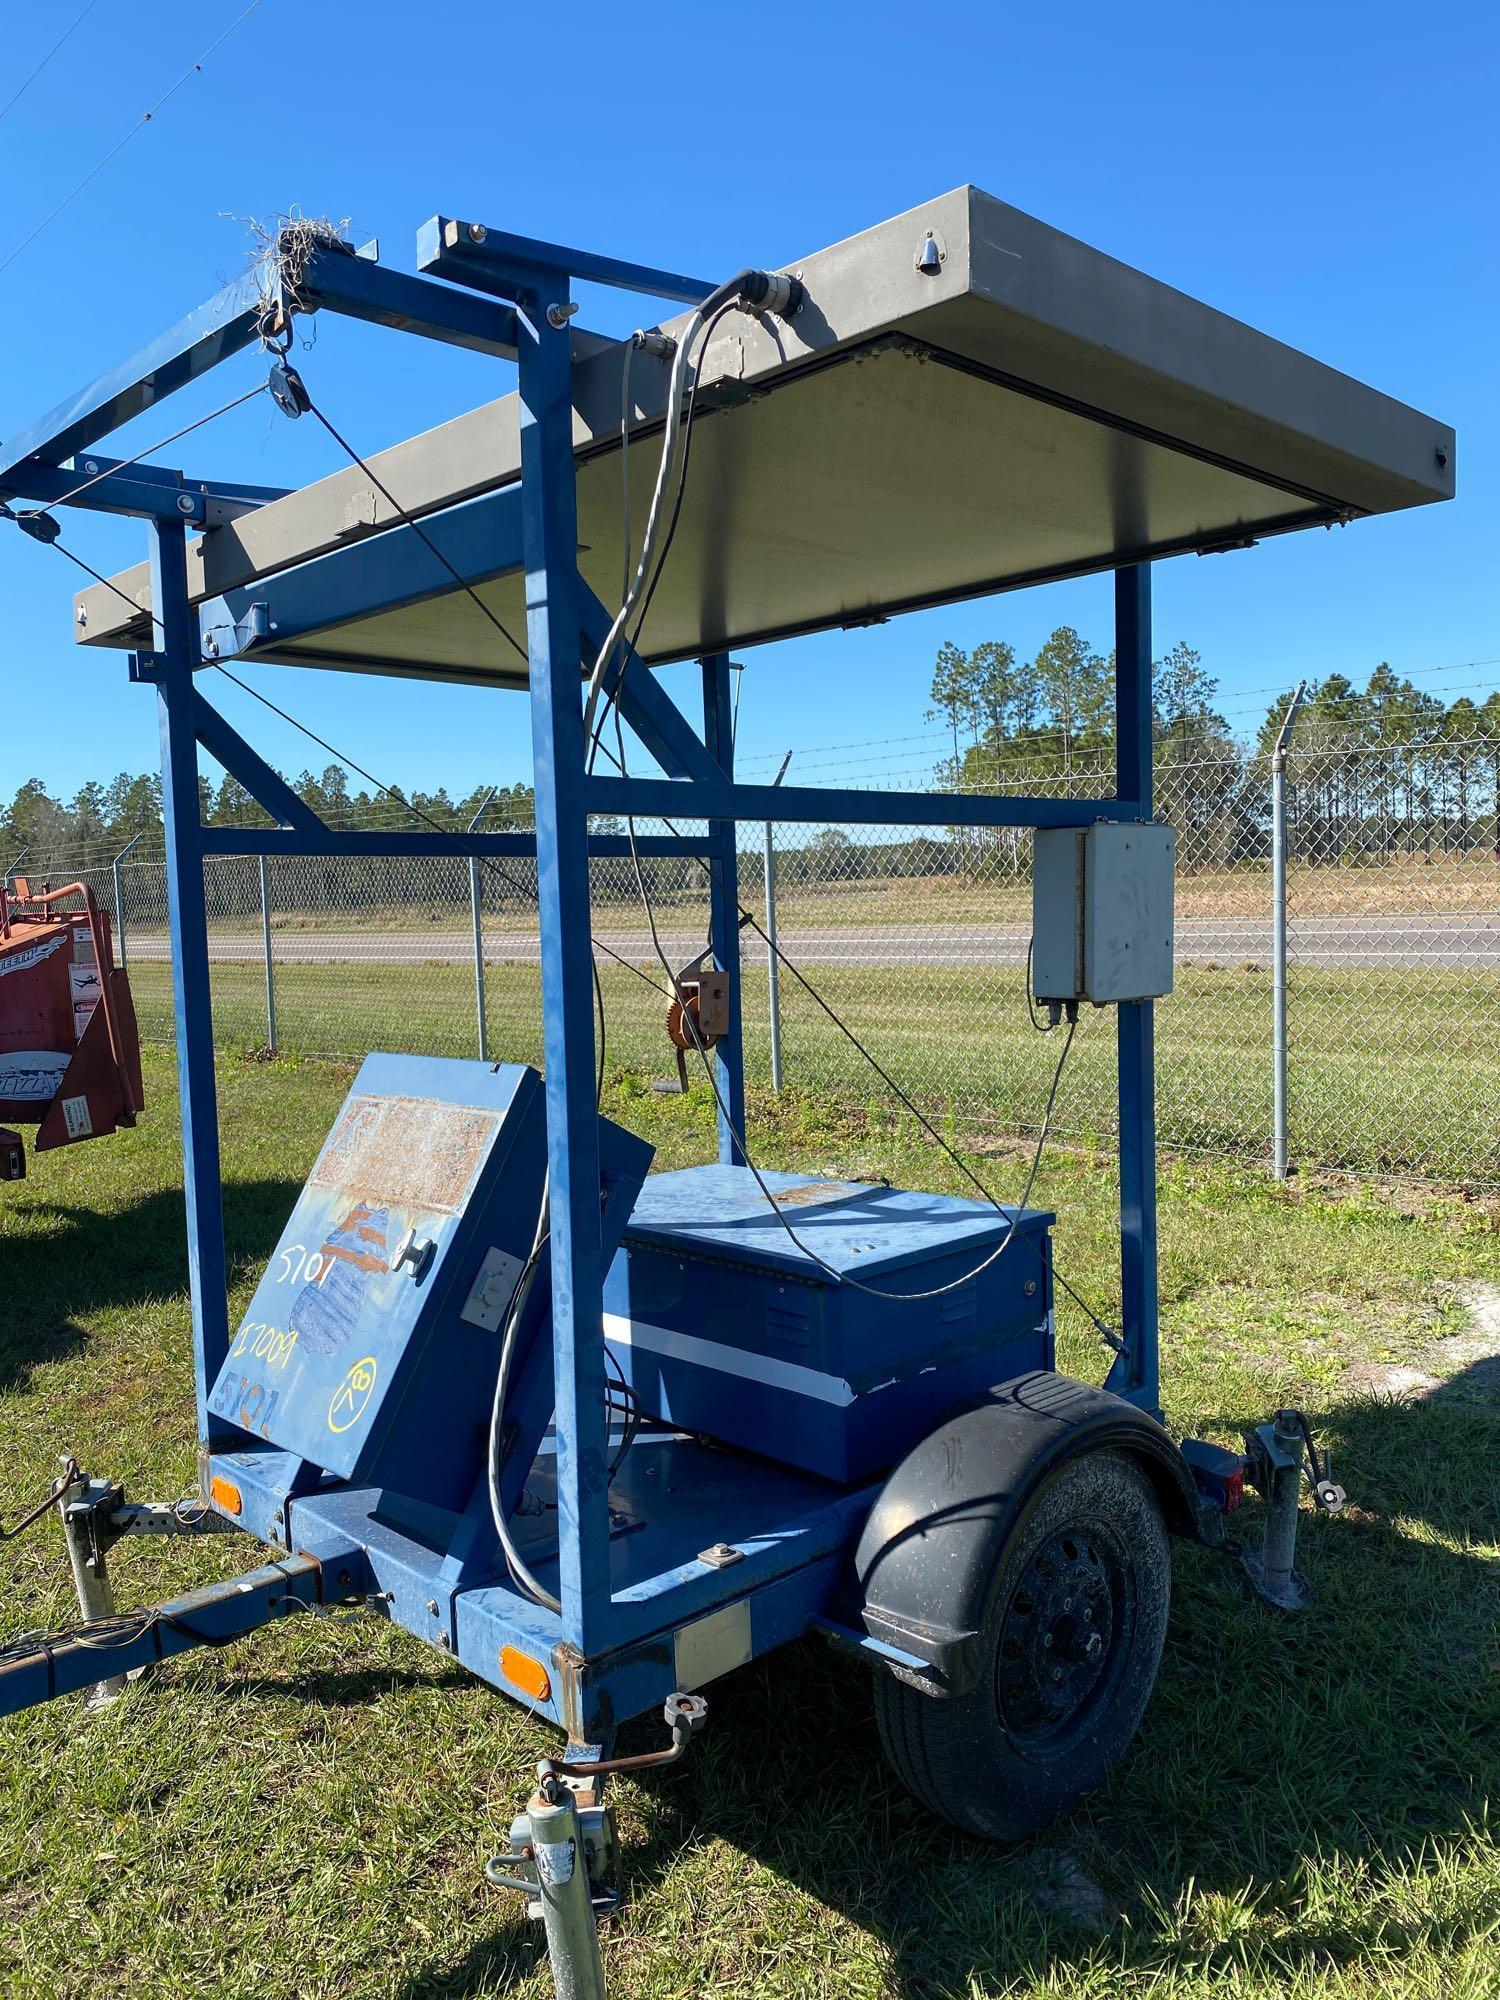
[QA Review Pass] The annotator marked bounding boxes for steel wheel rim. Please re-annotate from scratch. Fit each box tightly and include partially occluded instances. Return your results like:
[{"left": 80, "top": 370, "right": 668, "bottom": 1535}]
[{"left": 994, "top": 1523, "right": 1130, "bottom": 1754}]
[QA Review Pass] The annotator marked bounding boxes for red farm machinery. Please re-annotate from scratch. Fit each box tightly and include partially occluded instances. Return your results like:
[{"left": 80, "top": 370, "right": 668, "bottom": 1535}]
[{"left": 0, "top": 877, "right": 143, "bottom": 1179}]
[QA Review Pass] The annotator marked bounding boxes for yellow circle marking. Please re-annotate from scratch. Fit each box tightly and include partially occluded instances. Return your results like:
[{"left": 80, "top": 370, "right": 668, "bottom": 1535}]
[{"left": 328, "top": 1356, "right": 378, "bottom": 1433}]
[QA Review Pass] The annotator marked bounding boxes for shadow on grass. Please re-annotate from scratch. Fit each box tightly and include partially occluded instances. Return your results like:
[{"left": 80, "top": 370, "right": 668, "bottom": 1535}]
[
  {"left": 389, "top": 1379, "right": 1497, "bottom": 1999},
  {"left": 216, "top": 1662, "right": 476, "bottom": 1707},
  {"left": 0, "top": 1177, "right": 301, "bottom": 1393}
]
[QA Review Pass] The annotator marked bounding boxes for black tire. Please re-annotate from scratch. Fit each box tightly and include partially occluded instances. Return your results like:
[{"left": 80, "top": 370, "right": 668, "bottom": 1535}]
[{"left": 873, "top": 1448, "right": 1170, "bottom": 1841}]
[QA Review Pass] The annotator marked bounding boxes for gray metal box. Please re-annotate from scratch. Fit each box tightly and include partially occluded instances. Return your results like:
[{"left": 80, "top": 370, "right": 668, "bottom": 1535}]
[{"left": 1032, "top": 823, "right": 1176, "bottom": 1004}]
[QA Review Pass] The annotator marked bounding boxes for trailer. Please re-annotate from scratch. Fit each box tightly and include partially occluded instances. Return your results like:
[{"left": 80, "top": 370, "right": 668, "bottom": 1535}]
[
  {"left": 0, "top": 876, "right": 143, "bottom": 1179},
  {"left": 0, "top": 188, "right": 1450, "bottom": 1993}
]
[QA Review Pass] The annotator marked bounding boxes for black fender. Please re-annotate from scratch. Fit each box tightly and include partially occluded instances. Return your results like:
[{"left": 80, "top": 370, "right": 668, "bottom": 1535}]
[{"left": 853, "top": 1371, "right": 1210, "bottom": 1698}]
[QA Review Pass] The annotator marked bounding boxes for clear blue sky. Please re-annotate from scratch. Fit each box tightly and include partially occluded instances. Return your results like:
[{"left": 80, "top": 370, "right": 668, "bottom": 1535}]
[{"left": 2, "top": 0, "right": 1496, "bottom": 808}]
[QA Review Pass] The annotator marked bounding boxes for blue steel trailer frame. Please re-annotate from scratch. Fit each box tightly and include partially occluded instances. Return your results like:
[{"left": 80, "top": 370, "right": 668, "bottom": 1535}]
[{"left": 0, "top": 223, "right": 1160, "bottom": 1734}]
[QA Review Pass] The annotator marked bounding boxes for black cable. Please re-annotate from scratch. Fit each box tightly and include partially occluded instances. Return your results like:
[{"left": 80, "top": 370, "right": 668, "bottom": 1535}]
[
  {"left": 0, "top": 1, "right": 267, "bottom": 279},
  {"left": 300, "top": 394, "right": 527, "bottom": 666},
  {"left": 38, "top": 384, "right": 269, "bottom": 517},
  {"left": 40, "top": 536, "right": 162, "bottom": 635},
  {"left": 1292, "top": 1408, "right": 1326, "bottom": 1486},
  {"left": 212, "top": 664, "right": 668, "bottom": 1001},
  {"left": 611, "top": 693, "right": 1080, "bottom": 1302},
  {"left": 199, "top": 552, "right": 1115, "bottom": 1340},
  {"left": 588, "top": 722, "right": 1122, "bottom": 1346},
  {"left": 0, "top": 0, "right": 103, "bottom": 125}
]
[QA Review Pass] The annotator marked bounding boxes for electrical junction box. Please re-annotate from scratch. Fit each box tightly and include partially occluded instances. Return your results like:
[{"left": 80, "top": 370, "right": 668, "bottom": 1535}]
[
  {"left": 1032, "top": 821, "right": 1175, "bottom": 1005},
  {"left": 602, "top": 1166, "right": 1054, "bottom": 1483}
]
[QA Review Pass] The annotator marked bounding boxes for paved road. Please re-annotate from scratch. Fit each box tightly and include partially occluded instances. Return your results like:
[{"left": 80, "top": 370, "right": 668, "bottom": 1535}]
[{"left": 123, "top": 912, "right": 1500, "bottom": 972}]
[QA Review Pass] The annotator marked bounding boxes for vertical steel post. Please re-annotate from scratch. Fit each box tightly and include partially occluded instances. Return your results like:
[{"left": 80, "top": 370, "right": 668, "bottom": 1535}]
[
  {"left": 59, "top": 1478, "right": 127, "bottom": 1706},
  {"left": 468, "top": 788, "right": 495, "bottom": 1062},
  {"left": 525, "top": 1790, "right": 608, "bottom": 2000},
  {"left": 516, "top": 273, "right": 611, "bottom": 1648},
  {"left": 148, "top": 518, "right": 232, "bottom": 1452},
  {"left": 702, "top": 654, "right": 745, "bottom": 1164},
  {"left": 111, "top": 832, "right": 142, "bottom": 968},
  {"left": 1271, "top": 683, "right": 1305, "bottom": 1181},
  {"left": 763, "top": 751, "right": 792, "bottom": 1093},
  {"left": 1106, "top": 565, "right": 1160, "bottom": 1416},
  {"left": 258, "top": 852, "right": 277, "bottom": 1053}
]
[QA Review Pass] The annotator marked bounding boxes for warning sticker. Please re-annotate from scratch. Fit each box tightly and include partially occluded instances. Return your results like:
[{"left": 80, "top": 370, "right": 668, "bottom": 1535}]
[{"left": 62, "top": 1095, "right": 93, "bottom": 1139}]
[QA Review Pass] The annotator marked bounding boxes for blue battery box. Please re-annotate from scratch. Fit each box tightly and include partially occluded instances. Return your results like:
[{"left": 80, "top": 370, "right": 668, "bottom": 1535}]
[{"left": 602, "top": 1166, "right": 1054, "bottom": 1483}]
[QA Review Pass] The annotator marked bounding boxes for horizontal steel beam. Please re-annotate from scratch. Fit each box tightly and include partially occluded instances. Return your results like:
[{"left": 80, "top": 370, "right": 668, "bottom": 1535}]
[
  {"left": 293, "top": 245, "right": 520, "bottom": 357},
  {"left": 0, "top": 1557, "right": 321, "bottom": 1714},
  {"left": 417, "top": 216, "right": 716, "bottom": 305},
  {"left": 1, "top": 453, "right": 284, "bottom": 525},
  {"left": 585, "top": 775, "right": 1134, "bottom": 830},
  {"left": 196, "top": 485, "right": 527, "bottom": 664},
  {"left": 0, "top": 266, "right": 268, "bottom": 483},
  {"left": 197, "top": 827, "right": 703, "bottom": 861}
]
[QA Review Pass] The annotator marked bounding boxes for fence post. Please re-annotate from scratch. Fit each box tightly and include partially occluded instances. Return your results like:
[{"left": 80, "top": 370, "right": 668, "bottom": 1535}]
[
  {"left": 763, "top": 752, "right": 792, "bottom": 1091},
  {"left": 1271, "top": 682, "right": 1306, "bottom": 1180},
  {"left": 2, "top": 845, "right": 27, "bottom": 889},
  {"left": 111, "top": 833, "right": 143, "bottom": 967},
  {"left": 259, "top": 853, "right": 278, "bottom": 1054},
  {"left": 468, "top": 788, "right": 495, "bottom": 1061}
]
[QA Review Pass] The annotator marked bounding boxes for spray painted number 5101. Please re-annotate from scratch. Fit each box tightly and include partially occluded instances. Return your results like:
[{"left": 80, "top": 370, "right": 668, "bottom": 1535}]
[{"left": 276, "top": 1243, "right": 328, "bottom": 1287}]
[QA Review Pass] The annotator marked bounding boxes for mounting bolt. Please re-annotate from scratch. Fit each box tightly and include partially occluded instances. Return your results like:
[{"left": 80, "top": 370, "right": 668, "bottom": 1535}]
[
  {"left": 175, "top": 493, "right": 195, "bottom": 515},
  {"left": 76, "top": 606, "right": 87, "bottom": 627},
  {"left": 698, "top": 1543, "right": 743, "bottom": 1569},
  {"left": 427, "top": 1599, "right": 439, "bottom": 1616},
  {"left": 467, "top": 222, "right": 487, "bottom": 244},
  {"left": 84, "top": 460, "right": 99, "bottom": 475},
  {"left": 546, "top": 301, "right": 580, "bottom": 328},
  {"left": 438, "top": 1632, "right": 452, "bottom": 1650}
]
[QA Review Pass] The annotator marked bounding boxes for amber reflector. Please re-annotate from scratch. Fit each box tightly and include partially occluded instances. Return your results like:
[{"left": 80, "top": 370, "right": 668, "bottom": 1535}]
[
  {"left": 209, "top": 1475, "right": 243, "bottom": 1516},
  {"left": 500, "top": 1646, "right": 551, "bottom": 1700}
]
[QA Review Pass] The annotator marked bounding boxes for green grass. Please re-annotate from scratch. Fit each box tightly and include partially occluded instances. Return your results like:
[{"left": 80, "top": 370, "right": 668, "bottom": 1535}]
[
  {"left": 2, "top": 1046, "right": 1498, "bottom": 1997},
  {"left": 123, "top": 954, "right": 1500, "bottom": 1187}
]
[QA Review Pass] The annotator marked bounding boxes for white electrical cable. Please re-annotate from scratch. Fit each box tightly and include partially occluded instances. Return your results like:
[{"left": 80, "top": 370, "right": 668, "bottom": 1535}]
[
  {"left": 582, "top": 304, "right": 710, "bottom": 742},
  {"left": 487, "top": 1172, "right": 559, "bottom": 1612}
]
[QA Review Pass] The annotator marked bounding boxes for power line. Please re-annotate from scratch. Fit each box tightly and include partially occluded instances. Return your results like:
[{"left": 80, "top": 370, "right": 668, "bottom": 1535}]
[
  {"left": 0, "top": 0, "right": 266, "bottom": 279},
  {"left": 0, "top": 1, "right": 105, "bottom": 127}
]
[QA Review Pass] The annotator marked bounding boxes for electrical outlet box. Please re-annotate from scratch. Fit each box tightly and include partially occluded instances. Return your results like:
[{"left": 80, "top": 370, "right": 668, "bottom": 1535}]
[{"left": 1032, "top": 821, "right": 1175, "bottom": 1004}]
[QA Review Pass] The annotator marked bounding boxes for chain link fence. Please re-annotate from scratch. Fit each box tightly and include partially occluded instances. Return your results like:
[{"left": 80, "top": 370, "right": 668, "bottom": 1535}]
[{"left": 13, "top": 735, "right": 1498, "bottom": 1188}]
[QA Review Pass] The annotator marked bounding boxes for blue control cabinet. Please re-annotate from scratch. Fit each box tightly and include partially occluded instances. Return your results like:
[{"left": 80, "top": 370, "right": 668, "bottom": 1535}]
[
  {"left": 603, "top": 1167, "right": 1054, "bottom": 1481},
  {"left": 209, "top": 1054, "right": 650, "bottom": 1518}
]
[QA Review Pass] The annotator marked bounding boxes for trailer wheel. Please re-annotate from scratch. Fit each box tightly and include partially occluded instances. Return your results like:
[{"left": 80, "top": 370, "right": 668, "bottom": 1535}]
[{"left": 873, "top": 1448, "right": 1169, "bottom": 1841}]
